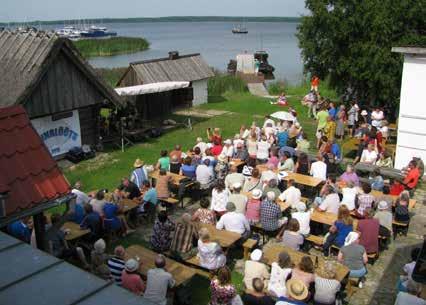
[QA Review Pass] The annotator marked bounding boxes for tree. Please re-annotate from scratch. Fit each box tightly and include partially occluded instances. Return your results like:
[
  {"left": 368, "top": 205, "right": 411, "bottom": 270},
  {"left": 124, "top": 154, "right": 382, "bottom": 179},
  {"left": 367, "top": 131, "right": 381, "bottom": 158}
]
[{"left": 297, "top": 0, "right": 426, "bottom": 112}]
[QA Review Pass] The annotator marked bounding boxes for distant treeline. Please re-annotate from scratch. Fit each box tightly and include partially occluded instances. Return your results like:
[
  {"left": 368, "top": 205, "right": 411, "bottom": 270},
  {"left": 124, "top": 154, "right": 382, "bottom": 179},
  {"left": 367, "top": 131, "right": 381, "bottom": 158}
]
[{"left": 1, "top": 16, "right": 301, "bottom": 26}]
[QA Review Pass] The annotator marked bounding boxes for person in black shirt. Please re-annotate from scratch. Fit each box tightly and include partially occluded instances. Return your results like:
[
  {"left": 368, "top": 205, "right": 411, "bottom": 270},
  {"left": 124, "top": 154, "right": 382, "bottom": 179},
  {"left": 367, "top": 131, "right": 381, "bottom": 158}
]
[
  {"left": 242, "top": 278, "right": 275, "bottom": 305},
  {"left": 120, "top": 178, "right": 141, "bottom": 199}
]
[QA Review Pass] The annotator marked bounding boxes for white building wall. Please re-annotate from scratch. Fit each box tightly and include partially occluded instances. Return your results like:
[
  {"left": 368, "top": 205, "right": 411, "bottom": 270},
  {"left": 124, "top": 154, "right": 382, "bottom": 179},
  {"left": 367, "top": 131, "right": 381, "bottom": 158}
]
[
  {"left": 395, "top": 54, "right": 426, "bottom": 170},
  {"left": 192, "top": 79, "right": 209, "bottom": 106}
]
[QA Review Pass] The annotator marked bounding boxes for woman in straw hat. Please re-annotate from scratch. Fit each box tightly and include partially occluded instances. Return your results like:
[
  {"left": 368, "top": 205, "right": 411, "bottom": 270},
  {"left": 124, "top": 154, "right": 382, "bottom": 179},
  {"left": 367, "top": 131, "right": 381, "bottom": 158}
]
[
  {"left": 275, "top": 279, "right": 309, "bottom": 304},
  {"left": 130, "top": 158, "right": 148, "bottom": 188},
  {"left": 313, "top": 261, "right": 341, "bottom": 305}
]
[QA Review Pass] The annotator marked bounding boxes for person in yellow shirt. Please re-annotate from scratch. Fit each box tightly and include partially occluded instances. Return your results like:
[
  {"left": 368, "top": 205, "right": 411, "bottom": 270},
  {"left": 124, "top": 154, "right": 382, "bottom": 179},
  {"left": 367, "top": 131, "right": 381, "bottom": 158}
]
[{"left": 324, "top": 116, "right": 337, "bottom": 142}]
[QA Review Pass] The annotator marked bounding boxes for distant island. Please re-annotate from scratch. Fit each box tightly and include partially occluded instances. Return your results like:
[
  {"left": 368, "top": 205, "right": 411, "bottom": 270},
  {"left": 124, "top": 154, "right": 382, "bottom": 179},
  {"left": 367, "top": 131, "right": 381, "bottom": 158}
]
[
  {"left": 0, "top": 16, "right": 301, "bottom": 26},
  {"left": 74, "top": 37, "right": 149, "bottom": 58}
]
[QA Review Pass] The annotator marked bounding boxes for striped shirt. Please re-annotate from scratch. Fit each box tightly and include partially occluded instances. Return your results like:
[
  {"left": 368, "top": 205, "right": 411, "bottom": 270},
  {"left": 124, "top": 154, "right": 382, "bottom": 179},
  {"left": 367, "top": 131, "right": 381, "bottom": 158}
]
[
  {"left": 107, "top": 257, "right": 125, "bottom": 285},
  {"left": 314, "top": 275, "right": 341, "bottom": 304}
]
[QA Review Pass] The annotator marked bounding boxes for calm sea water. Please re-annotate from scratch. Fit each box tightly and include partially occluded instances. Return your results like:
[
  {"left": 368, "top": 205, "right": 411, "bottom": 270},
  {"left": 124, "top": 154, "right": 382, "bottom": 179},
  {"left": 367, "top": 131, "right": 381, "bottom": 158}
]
[{"left": 47, "top": 22, "right": 304, "bottom": 84}]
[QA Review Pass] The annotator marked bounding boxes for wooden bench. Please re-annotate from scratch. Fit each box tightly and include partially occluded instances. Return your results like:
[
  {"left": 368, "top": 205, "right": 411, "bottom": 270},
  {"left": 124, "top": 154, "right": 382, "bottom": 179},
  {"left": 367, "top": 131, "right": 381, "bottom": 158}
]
[
  {"left": 243, "top": 239, "right": 258, "bottom": 260},
  {"left": 160, "top": 197, "right": 179, "bottom": 205},
  {"left": 305, "top": 235, "right": 324, "bottom": 246},
  {"left": 184, "top": 255, "right": 214, "bottom": 278},
  {"left": 392, "top": 220, "right": 409, "bottom": 239}
]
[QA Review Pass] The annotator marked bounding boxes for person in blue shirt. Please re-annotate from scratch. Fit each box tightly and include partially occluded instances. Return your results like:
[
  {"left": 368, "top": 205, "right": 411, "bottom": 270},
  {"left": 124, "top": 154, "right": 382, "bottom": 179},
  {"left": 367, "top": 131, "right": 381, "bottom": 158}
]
[
  {"left": 328, "top": 102, "right": 337, "bottom": 119},
  {"left": 323, "top": 205, "right": 353, "bottom": 256},
  {"left": 7, "top": 218, "right": 32, "bottom": 243},
  {"left": 276, "top": 128, "right": 289, "bottom": 149},
  {"left": 140, "top": 181, "right": 158, "bottom": 222},
  {"left": 180, "top": 156, "right": 197, "bottom": 179},
  {"left": 331, "top": 140, "right": 342, "bottom": 163},
  {"left": 80, "top": 204, "right": 102, "bottom": 242}
]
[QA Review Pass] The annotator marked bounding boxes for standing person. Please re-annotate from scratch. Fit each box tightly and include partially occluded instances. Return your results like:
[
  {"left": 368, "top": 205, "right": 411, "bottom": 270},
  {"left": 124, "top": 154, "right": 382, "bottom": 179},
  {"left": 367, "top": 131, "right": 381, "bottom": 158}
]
[
  {"left": 144, "top": 255, "right": 176, "bottom": 305},
  {"left": 169, "top": 144, "right": 183, "bottom": 161},
  {"left": 107, "top": 246, "right": 126, "bottom": 286},
  {"left": 336, "top": 105, "right": 346, "bottom": 140},
  {"left": 156, "top": 150, "right": 170, "bottom": 171},
  {"left": 403, "top": 160, "right": 421, "bottom": 191},
  {"left": 150, "top": 210, "right": 175, "bottom": 253},
  {"left": 121, "top": 259, "right": 145, "bottom": 295},
  {"left": 211, "top": 180, "right": 230, "bottom": 218},
  {"left": 347, "top": 101, "right": 359, "bottom": 137},
  {"left": 130, "top": 158, "right": 148, "bottom": 188},
  {"left": 316, "top": 106, "right": 329, "bottom": 148},
  {"left": 197, "top": 228, "right": 226, "bottom": 270},
  {"left": 170, "top": 213, "right": 198, "bottom": 260},
  {"left": 210, "top": 266, "right": 237, "bottom": 305},
  {"left": 310, "top": 154, "right": 327, "bottom": 180},
  {"left": 268, "top": 251, "right": 294, "bottom": 298},
  {"left": 169, "top": 155, "right": 181, "bottom": 174},
  {"left": 243, "top": 249, "right": 271, "bottom": 291},
  {"left": 192, "top": 198, "right": 216, "bottom": 225},
  {"left": 311, "top": 75, "right": 320, "bottom": 92},
  {"left": 338, "top": 232, "right": 368, "bottom": 280},
  {"left": 323, "top": 205, "right": 354, "bottom": 256}
]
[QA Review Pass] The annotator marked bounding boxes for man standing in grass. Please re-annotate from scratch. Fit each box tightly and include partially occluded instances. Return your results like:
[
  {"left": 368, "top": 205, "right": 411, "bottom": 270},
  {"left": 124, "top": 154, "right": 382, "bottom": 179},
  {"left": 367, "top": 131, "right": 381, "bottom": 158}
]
[{"left": 316, "top": 105, "right": 329, "bottom": 148}]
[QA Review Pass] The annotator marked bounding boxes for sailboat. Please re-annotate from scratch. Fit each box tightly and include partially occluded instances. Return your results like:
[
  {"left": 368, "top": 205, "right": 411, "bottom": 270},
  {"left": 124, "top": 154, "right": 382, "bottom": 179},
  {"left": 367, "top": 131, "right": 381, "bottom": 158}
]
[{"left": 232, "top": 18, "right": 248, "bottom": 34}]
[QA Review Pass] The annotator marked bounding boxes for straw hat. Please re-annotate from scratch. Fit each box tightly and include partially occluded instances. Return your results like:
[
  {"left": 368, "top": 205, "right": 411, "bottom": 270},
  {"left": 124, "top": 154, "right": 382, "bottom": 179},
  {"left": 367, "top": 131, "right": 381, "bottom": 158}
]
[
  {"left": 250, "top": 249, "right": 263, "bottom": 261},
  {"left": 251, "top": 189, "right": 262, "bottom": 200},
  {"left": 125, "top": 259, "right": 139, "bottom": 272},
  {"left": 133, "top": 158, "right": 144, "bottom": 168},
  {"left": 218, "top": 154, "right": 227, "bottom": 162},
  {"left": 286, "top": 279, "right": 308, "bottom": 300}
]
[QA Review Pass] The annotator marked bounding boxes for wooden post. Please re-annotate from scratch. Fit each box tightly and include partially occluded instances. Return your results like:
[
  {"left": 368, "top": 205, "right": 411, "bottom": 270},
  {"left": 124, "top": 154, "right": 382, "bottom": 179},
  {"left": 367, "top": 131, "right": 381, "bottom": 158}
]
[{"left": 33, "top": 212, "right": 46, "bottom": 251}]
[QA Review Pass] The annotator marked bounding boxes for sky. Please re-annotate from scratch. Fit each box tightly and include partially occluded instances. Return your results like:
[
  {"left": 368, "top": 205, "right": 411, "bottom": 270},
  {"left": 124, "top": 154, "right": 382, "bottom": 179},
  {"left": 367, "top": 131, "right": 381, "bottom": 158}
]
[{"left": 1, "top": 0, "right": 307, "bottom": 22}]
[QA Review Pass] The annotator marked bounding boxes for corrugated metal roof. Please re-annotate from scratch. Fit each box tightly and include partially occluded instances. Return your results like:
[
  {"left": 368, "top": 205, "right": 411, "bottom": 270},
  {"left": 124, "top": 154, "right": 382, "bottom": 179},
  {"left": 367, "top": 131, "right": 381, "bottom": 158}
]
[
  {"left": 130, "top": 53, "right": 214, "bottom": 84},
  {"left": 0, "top": 106, "right": 70, "bottom": 217},
  {"left": 0, "top": 30, "right": 122, "bottom": 109},
  {"left": 0, "top": 232, "right": 154, "bottom": 305}
]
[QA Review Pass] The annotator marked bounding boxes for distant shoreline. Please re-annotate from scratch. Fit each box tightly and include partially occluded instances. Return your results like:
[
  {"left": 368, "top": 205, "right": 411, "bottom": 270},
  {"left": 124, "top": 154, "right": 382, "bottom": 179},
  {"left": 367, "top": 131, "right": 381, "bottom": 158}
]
[{"left": 0, "top": 16, "right": 301, "bottom": 26}]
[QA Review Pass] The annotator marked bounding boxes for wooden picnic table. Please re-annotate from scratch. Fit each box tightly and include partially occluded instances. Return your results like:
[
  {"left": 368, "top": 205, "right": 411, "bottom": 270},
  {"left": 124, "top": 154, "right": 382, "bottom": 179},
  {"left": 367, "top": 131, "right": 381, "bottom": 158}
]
[
  {"left": 370, "top": 190, "right": 416, "bottom": 209},
  {"left": 229, "top": 159, "right": 246, "bottom": 168},
  {"left": 149, "top": 169, "right": 188, "bottom": 186},
  {"left": 263, "top": 244, "right": 349, "bottom": 282},
  {"left": 256, "top": 165, "right": 324, "bottom": 188},
  {"left": 242, "top": 191, "right": 290, "bottom": 212},
  {"left": 120, "top": 198, "right": 140, "bottom": 213},
  {"left": 62, "top": 221, "right": 90, "bottom": 241},
  {"left": 125, "top": 245, "right": 196, "bottom": 286},
  {"left": 195, "top": 223, "right": 241, "bottom": 248},
  {"left": 310, "top": 210, "right": 358, "bottom": 229}
]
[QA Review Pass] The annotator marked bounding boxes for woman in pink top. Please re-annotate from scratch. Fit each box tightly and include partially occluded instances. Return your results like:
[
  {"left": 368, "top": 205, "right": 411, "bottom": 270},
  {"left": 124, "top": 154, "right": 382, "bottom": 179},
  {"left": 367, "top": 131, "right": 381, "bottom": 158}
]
[
  {"left": 245, "top": 189, "right": 263, "bottom": 224},
  {"left": 291, "top": 256, "right": 315, "bottom": 288},
  {"left": 267, "top": 147, "right": 280, "bottom": 169}
]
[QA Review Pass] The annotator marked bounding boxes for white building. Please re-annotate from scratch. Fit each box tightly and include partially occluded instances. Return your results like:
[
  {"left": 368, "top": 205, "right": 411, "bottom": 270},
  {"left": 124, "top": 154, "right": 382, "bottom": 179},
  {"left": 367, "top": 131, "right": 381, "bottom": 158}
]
[
  {"left": 392, "top": 47, "right": 426, "bottom": 171},
  {"left": 117, "top": 51, "right": 214, "bottom": 107}
]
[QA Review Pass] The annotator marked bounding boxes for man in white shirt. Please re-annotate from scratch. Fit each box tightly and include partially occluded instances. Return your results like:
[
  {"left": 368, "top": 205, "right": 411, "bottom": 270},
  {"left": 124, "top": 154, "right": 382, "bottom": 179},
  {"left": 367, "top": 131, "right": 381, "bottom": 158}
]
[
  {"left": 278, "top": 179, "right": 301, "bottom": 209},
  {"left": 225, "top": 166, "right": 246, "bottom": 190},
  {"left": 221, "top": 139, "right": 234, "bottom": 158},
  {"left": 317, "top": 185, "right": 340, "bottom": 214},
  {"left": 360, "top": 144, "right": 378, "bottom": 164},
  {"left": 291, "top": 202, "right": 311, "bottom": 235},
  {"left": 216, "top": 202, "right": 250, "bottom": 239},
  {"left": 196, "top": 159, "right": 213, "bottom": 189},
  {"left": 260, "top": 163, "right": 278, "bottom": 184},
  {"left": 371, "top": 107, "right": 384, "bottom": 128},
  {"left": 310, "top": 154, "right": 327, "bottom": 180},
  {"left": 228, "top": 183, "right": 248, "bottom": 214},
  {"left": 193, "top": 137, "right": 207, "bottom": 155},
  {"left": 71, "top": 181, "right": 90, "bottom": 206}
]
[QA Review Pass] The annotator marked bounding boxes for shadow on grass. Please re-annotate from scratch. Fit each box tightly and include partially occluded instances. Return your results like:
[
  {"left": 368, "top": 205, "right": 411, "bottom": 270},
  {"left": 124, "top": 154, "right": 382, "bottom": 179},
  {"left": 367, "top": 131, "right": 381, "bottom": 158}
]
[{"left": 208, "top": 95, "right": 228, "bottom": 103}]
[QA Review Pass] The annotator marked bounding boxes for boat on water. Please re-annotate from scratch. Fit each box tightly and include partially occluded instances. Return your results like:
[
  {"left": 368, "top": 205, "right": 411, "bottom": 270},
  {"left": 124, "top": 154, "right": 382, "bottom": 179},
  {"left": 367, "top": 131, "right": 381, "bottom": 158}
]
[
  {"left": 232, "top": 26, "right": 248, "bottom": 34},
  {"left": 227, "top": 50, "right": 275, "bottom": 78},
  {"left": 80, "top": 25, "right": 117, "bottom": 38}
]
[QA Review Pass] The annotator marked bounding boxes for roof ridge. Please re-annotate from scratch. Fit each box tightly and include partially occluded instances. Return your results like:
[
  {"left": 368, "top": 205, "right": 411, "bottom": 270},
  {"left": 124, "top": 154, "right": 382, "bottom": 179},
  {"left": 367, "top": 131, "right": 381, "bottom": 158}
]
[{"left": 130, "top": 53, "right": 201, "bottom": 66}]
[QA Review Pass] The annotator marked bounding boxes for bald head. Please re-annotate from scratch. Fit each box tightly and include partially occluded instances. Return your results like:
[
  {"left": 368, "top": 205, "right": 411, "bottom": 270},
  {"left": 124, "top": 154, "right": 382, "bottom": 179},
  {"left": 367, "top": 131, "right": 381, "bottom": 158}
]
[{"left": 155, "top": 254, "right": 166, "bottom": 268}]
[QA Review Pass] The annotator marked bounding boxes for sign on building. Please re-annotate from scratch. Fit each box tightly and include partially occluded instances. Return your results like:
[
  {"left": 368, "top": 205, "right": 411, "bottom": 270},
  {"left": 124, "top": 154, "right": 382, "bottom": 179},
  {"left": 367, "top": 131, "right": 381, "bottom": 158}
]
[{"left": 31, "top": 110, "right": 82, "bottom": 157}]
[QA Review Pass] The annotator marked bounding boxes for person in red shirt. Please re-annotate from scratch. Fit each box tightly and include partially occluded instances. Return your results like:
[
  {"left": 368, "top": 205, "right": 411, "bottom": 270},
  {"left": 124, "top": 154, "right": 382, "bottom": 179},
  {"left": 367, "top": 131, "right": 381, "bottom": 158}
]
[
  {"left": 403, "top": 160, "right": 420, "bottom": 190},
  {"left": 169, "top": 144, "right": 183, "bottom": 162},
  {"left": 311, "top": 75, "right": 320, "bottom": 92},
  {"left": 122, "top": 258, "right": 145, "bottom": 295},
  {"left": 390, "top": 180, "right": 405, "bottom": 196},
  {"left": 357, "top": 208, "right": 380, "bottom": 254},
  {"left": 211, "top": 139, "right": 223, "bottom": 156},
  {"left": 207, "top": 127, "right": 222, "bottom": 144}
]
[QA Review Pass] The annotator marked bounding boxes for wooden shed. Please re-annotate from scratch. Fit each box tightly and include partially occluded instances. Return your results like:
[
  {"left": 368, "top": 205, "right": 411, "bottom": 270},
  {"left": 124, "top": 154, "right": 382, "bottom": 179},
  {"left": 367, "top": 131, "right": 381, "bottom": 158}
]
[
  {"left": 0, "top": 30, "right": 122, "bottom": 157},
  {"left": 117, "top": 51, "right": 214, "bottom": 108}
]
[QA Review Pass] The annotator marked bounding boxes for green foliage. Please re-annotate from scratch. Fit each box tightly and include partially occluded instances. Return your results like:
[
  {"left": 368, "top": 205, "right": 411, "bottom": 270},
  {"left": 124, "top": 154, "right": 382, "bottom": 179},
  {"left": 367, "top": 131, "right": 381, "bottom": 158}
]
[
  {"left": 297, "top": 0, "right": 426, "bottom": 109},
  {"left": 74, "top": 36, "right": 149, "bottom": 58},
  {"left": 208, "top": 73, "right": 248, "bottom": 97},
  {"left": 268, "top": 80, "right": 338, "bottom": 100},
  {"left": 95, "top": 67, "right": 127, "bottom": 87}
]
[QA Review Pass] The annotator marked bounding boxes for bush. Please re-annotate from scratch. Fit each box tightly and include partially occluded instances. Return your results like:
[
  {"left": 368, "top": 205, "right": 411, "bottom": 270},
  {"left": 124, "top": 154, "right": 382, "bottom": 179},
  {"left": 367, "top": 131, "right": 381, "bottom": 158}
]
[
  {"left": 74, "top": 36, "right": 149, "bottom": 58},
  {"left": 208, "top": 73, "right": 248, "bottom": 97}
]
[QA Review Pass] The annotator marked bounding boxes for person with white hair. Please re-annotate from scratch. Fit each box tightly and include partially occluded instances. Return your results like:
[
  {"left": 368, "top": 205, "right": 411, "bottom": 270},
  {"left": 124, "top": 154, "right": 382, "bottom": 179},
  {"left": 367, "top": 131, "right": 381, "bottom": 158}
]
[
  {"left": 194, "top": 137, "right": 207, "bottom": 155},
  {"left": 394, "top": 280, "right": 426, "bottom": 305},
  {"left": 233, "top": 133, "right": 245, "bottom": 149},
  {"left": 216, "top": 202, "right": 251, "bottom": 240},
  {"left": 260, "top": 192, "right": 287, "bottom": 233},
  {"left": 90, "top": 238, "right": 111, "bottom": 280},
  {"left": 243, "top": 249, "right": 270, "bottom": 291},
  {"left": 228, "top": 182, "right": 248, "bottom": 214},
  {"left": 338, "top": 232, "right": 368, "bottom": 281},
  {"left": 221, "top": 139, "right": 234, "bottom": 158},
  {"left": 122, "top": 258, "right": 145, "bottom": 295},
  {"left": 291, "top": 202, "right": 311, "bottom": 235},
  {"left": 107, "top": 245, "right": 127, "bottom": 285}
]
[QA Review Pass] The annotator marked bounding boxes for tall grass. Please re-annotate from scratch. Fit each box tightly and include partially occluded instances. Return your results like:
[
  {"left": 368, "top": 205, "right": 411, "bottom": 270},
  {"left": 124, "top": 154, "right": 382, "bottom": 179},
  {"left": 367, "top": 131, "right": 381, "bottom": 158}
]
[
  {"left": 74, "top": 36, "right": 149, "bottom": 58},
  {"left": 208, "top": 73, "right": 248, "bottom": 97}
]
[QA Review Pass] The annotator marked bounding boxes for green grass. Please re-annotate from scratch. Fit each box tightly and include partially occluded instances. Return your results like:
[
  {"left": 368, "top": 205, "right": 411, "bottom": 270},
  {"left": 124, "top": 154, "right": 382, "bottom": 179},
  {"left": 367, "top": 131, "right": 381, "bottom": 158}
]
[
  {"left": 74, "top": 36, "right": 149, "bottom": 58},
  {"left": 208, "top": 73, "right": 248, "bottom": 98},
  {"left": 268, "top": 80, "right": 339, "bottom": 100}
]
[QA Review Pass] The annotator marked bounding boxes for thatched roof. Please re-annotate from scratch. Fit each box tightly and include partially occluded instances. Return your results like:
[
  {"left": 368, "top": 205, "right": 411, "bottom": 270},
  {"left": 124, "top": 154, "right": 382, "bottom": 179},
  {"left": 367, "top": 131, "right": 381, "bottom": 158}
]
[
  {"left": 0, "top": 30, "right": 122, "bottom": 109},
  {"left": 120, "top": 53, "right": 214, "bottom": 85}
]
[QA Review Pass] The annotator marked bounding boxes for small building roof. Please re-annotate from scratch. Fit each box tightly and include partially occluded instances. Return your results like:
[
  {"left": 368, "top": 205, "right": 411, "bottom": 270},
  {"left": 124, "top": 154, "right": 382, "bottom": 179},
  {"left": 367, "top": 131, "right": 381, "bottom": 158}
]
[
  {"left": 123, "top": 52, "right": 214, "bottom": 85},
  {"left": 115, "top": 81, "right": 190, "bottom": 96},
  {"left": 0, "top": 231, "right": 155, "bottom": 305},
  {"left": 0, "top": 106, "right": 70, "bottom": 220},
  {"left": 392, "top": 47, "right": 426, "bottom": 54},
  {"left": 0, "top": 30, "right": 122, "bottom": 109}
]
